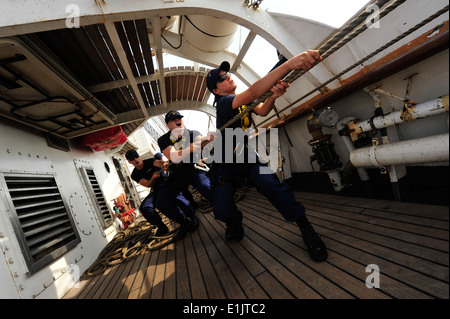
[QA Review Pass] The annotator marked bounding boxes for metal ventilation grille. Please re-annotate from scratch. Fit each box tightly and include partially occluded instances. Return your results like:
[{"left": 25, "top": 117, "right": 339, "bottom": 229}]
[
  {"left": 84, "top": 169, "right": 113, "bottom": 228},
  {"left": 1, "top": 173, "right": 80, "bottom": 274},
  {"left": 45, "top": 133, "right": 70, "bottom": 152}
]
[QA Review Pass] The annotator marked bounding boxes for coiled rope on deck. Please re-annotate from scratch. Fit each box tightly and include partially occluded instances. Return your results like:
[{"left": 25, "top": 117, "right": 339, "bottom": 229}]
[
  {"left": 83, "top": 220, "right": 181, "bottom": 277},
  {"left": 83, "top": 187, "right": 247, "bottom": 277},
  {"left": 190, "top": 186, "right": 247, "bottom": 214}
]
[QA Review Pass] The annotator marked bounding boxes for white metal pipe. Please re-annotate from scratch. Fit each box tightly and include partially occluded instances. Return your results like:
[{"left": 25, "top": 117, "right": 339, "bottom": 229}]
[
  {"left": 350, "top": 133, "right": 449, "bottom": 168},
  {"left": 351, "top": 95, "right": 449, "bottom": 136},
  {"left": 326, "top": 169, "right": 344, "bottom": 192},
  {"left": 447, "top": 112, "right": 449, "bottom": 130},
  {"left": 337, "top": 117, "right": 370, "bottom": 181}
]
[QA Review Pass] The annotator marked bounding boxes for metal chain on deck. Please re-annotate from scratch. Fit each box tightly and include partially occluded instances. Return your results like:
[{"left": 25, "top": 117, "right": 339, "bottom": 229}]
[{"left": 218, "top": 0, "right": 408, "bottom": 132}]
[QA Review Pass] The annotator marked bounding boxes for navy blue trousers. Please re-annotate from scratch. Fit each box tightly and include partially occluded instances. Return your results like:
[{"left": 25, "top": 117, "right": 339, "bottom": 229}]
[
  {"left": 155, "top": 170, "right": 213, "bottom": 221},
  {"left": 211, "top": 163, "right": 306, "bottom": 222},
  {"left": 140, "top": 189, "right": 194, "bottom": 225}
]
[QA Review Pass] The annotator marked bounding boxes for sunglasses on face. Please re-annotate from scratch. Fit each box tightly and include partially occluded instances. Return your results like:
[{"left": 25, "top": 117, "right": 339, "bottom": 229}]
[{"left": 217, "top": 73, "right": 230, "bottom": 84}]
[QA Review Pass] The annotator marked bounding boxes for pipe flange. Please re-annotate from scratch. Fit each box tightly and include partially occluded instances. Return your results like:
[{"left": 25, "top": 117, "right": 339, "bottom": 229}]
[{"left": 368, "top": 145, "right": 384, "bottom": 169}]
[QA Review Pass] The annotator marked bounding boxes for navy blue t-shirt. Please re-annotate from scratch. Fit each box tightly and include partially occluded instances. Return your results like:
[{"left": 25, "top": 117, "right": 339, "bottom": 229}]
[
  {"left": 130, "top": 158, "right": 162, "bottom": 189},
  {"left": 215, "top": 94, "right": 255, "bottom": 163},
  {"left": 216, "top": 95, "right": 240, "bottom": 130}
]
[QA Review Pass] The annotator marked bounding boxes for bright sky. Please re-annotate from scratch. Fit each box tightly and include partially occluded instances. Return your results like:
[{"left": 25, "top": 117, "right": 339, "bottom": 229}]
[
  {"left": 262, "top": 0, "right": 370, "bottom": 28},
  {"left": 151, "top": 0, "right": 370, "bottom": 137}
]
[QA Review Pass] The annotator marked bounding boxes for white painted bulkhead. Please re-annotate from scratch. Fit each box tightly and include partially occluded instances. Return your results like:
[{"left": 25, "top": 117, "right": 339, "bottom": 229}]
[
  {"left": 0, "top": 118, "right": 125, "bottom": 298},
  {"left": 284, "top": 50, "right": 449, "bottom": 174},
  {"left": 0, "top": 0, "right": 448, "bottom": 299}
]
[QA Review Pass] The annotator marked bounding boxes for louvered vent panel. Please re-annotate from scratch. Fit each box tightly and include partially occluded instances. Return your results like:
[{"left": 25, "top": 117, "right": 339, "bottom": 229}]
[
  {"left": 85, "top": 169, "right": 113, "bottom": 228},
  {"left": 3, "top": 174, "right": 80, "bottom": 273}
]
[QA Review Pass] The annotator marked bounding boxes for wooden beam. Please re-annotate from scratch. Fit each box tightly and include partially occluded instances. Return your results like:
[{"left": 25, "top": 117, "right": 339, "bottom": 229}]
[
  {"left": 114, "top": 100, "right": 216, "bottom": 125},
  {"left": 104, "top": 22, "right": 149, "bottom": 118},
  {"left": 149, "top": 16, "right": 168, "bottom": 109},
  {"left": 231, "top": 31, "right": 257, "bottom": 73},
  {"left": 88, "top": 74, "right": 158, "bottom": 93}
]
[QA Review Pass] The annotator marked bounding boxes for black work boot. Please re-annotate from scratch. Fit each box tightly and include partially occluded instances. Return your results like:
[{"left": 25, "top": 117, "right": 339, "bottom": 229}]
[
  {"left": 149, "top": 215, "right": 170, "bottom": 237},
  {"left": 185, "top": 210, "right": 199, "bottom": 232},
  {"left": 172, "top": 216, "right": 194, "bottom": 242},
  {"left": 189, "top": 213, "right": 199, "bottom": 231},
  {"left": 154, "top": 223, "right": 170, "bottom": 237},
  {"left": 225, "top": 210, "right": 244, "bottom": 241},
  {"left": 297, "top": 215, "right": 328, "bottom": 262}
]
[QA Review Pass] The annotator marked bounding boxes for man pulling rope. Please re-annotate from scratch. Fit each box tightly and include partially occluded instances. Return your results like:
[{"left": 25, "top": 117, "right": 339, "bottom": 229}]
[{"left": 206, "top": 50, "right": 328, "bottom": 262}]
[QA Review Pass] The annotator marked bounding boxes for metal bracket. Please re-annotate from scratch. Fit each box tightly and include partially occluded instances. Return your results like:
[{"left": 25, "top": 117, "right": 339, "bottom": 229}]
[
  {"left": 372, "top": 138, "right": 389, "bottom": 174},
  {"left": 244, "top": 0, "right": 263, "bottom": 9},
  {"left": 400, "top": 102, "right": 418, "bottom": 122},
  {"left": 400, "top": 73, "right": 420, "bottom": 122}
]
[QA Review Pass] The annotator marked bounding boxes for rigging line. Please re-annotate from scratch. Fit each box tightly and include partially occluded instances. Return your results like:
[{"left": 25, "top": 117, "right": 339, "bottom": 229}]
[
  {"left": 183, "top": 15, "right": 236, "bottom": 38},
  {"left": 256, "top": 5, "right": 450, "bottom": 129},
  {"left": 161, "top": 33, "right": 182, "bottom": 50},
  {"left": 317, "top": 0, "right": 392, "bottom": 57},
  {"left": 218, "top": 0, "right": 408, "bottom": 132},
  {"left": 276, "top": 0, "right": 409, "bottom": 86},
  {"left": 161, "top": 16, "right": 183, "bottom": 49}
]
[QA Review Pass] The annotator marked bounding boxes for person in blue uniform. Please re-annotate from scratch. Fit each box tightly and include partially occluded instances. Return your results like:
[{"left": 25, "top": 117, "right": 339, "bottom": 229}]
[
  {"left": 205, "top": 50, "right": 328, "bottom": 262},
  {"left": 126, "top": 149, "right": 195, "bottom": 236},
  {"left": 154, "top": 151, "right": 199, "bottom": 211},
  {"left": 156, "top": 111, "right": 214, "bottom": 234}
]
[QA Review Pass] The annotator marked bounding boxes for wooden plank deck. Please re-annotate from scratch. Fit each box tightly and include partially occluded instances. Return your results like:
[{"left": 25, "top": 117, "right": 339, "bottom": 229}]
[{"left": 63, "top": 188, "right": 449, "bottom": 300}]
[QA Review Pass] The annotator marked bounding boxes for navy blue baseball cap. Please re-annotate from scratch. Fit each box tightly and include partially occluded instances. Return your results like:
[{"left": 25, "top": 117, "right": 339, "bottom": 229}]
[
  {"left": 125, "top": 149, "right": 139, "bottom": 161},
  {"left": 206, "top": 61, "right": 231, "bottom": 94},
  {"left": 154, "top": 152, "right": 163, "bottom": 160},
  {"left": 164, "top": 110, "right": 184, "bottom": 123}
]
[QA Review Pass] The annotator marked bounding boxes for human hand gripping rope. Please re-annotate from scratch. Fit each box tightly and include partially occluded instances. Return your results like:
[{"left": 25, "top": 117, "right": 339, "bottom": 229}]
[
  {"left": 156, "top": 137, "right": 213, "bottom": 176},
  {"left": 217, "top": 0, "right": 418, "bottom": 133}
]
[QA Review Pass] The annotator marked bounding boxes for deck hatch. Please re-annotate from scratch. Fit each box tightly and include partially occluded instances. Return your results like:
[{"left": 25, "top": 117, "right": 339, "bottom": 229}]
[
  {"left": 0, "top": 172, "right": 81, "bottom": 274},
  {"left": 79, "top": 168, "right": 113, "bottom": 229}
]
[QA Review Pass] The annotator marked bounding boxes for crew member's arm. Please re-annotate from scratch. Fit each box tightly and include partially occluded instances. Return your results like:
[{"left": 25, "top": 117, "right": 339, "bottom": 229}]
[
  {"left": 200, "top": 133, "right": 215, "bottom": 148},
  {"left": 153, "top": 159, "right": 165, "bottom": 168},
  {"left": 253, "top": 80, "right": 289, "bottom": 117},
  {"left": 153, "top": 158, "right": 169, "bottom": 172},
  {"left": 138, "top": 171, "right": 160, "bottom": 188},
  {"left": 232, "top": 50, "right": 321, "bottom": 109}
]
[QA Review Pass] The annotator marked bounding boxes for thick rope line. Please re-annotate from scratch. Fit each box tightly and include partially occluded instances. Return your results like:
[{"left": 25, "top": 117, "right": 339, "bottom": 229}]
[
  {"left": 256, "top": 5, "right": 449, "bottom": 128},
  {"left": 83, "top": 220, "right": 181, "bottom": 277},
  {"left": 286, "top": 0, "right": 408, "bottom": 82},
  {"left": 218, "top": 0, "right": 408, "bottom": 132},
  {"left": 317, "top": 0, "right": 392, "bottom": 57},
  {"left": 82, "top": 189, "right": 247, "bottom": 277}
]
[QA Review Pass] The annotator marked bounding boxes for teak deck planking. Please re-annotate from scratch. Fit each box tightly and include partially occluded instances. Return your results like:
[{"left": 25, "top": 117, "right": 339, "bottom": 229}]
[{"left": 63, "top": 188, "right": 449, "bottom": 299}]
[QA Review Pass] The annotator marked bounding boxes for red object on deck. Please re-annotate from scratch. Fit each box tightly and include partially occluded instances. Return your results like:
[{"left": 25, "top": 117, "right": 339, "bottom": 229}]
[
  {"left": 122, "top": 208, "right": 135, "bottom": 217},
  {"left": 81, "top": 126, "right": 127, "bottom": 151}
]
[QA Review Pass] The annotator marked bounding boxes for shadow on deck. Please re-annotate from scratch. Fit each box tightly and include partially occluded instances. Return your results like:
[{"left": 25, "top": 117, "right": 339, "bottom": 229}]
[{"left": 63, "top": 188, "right": 449, "bottom": 300}]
